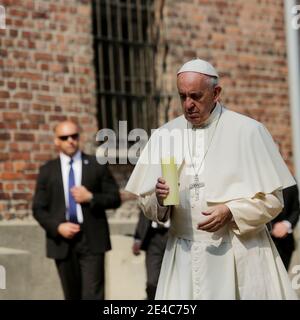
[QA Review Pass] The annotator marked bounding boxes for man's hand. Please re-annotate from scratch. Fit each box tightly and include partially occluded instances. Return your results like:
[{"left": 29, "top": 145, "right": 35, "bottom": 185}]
[
  {"left": 155, "top": 177, "right": 170, "bottom": 206},
  {"left": 271, "top": 222, "right": 289, "bottom": 239},
  {"left": 57, "top": 222, "right": 80, "bottom": 239},
  {"left": 132, "top": 240, "right": 141, "bottom": 256},
  {"left": 197, "top": 204, "right": 232, "bottom": 232},
  {"left": 71, "top": 186, "right": 93, "bottom": 203}
]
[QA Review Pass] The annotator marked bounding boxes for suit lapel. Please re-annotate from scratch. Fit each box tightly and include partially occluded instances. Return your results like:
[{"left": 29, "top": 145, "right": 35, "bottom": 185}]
[
  {"left": 81, "top": 152, "right": 90, "bottom": 186},
  {"left": 53, "top": 158, "right": 66, "bottom": 207}
]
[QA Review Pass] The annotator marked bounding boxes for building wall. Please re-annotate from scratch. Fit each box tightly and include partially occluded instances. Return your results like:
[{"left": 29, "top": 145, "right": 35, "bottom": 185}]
[
  {"left": 156, "top": 0, "right": 293, "bottom": 168},
  {"left": 0, "top": 0, "right": 294, "bottom": 220},
  {"left": 0, "top": 0, "right": 98, "bottom": 219}
]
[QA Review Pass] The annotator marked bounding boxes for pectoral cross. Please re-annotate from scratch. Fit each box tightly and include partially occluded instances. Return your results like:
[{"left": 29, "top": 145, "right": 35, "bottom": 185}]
[{"left": 189, "top": 174, "right": 205, "bottom": 201}]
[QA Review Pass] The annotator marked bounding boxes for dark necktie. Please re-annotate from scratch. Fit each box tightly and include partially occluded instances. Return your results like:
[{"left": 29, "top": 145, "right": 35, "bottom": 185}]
[{"left": 68, "top": 158, "right": 78, "bottom": 223}]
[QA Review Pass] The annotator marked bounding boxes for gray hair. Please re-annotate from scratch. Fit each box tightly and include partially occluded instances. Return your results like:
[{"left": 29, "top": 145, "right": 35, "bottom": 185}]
[{"left": 205, "top": 75, "right": 219, "bottom": 88}]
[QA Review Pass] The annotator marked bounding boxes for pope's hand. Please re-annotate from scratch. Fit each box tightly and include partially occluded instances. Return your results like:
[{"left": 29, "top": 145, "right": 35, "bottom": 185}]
[
  {"left": 155, "top": 177, "right": 170, "bottom": 206},
  {"left": 71, "top": 186, "right": 93, "bottom": 203},
  {"left": 271, "top": 221, "right": 289, "bottom": 238},
  {"left": 197, "top": 204, "right": 232, "bottom": 232}
]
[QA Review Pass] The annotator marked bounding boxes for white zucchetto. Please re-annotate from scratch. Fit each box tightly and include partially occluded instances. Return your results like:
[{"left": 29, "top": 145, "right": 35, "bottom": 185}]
[{"left": 177, "top": 58, "right": 219, "bottom": 78}]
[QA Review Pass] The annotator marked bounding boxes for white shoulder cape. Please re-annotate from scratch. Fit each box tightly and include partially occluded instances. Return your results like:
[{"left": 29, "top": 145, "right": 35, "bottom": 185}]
[{"left": 125, "top": 105, "right": 295, "bottom": 202}]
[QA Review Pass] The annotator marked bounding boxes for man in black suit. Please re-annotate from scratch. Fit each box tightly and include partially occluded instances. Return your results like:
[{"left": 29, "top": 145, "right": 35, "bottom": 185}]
[
  {"left": 132, "top": 211, "right": 169, "bottom": 300},
  {"left": 271, "top": 184, "right": 300, "bottom": 270},
  {"left": 33, "top": 120, "right": 121, "bottom": 300}
]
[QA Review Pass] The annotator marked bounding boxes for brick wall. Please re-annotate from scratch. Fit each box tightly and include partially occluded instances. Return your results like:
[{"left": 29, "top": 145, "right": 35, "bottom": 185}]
[
  {"left": 0, "top": 0, "right": 98, "bottom": 219},
  {"left": 156, "top": 0, "right": 293, "bottom": 168},
  {"left": 0, "top": 0, "right": 294, "bottom": 219}
]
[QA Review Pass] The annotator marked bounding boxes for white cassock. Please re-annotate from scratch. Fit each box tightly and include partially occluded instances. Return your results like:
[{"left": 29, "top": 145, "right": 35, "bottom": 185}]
[{"left": 126, "top": 103, "right": 298, "bottom": 300}]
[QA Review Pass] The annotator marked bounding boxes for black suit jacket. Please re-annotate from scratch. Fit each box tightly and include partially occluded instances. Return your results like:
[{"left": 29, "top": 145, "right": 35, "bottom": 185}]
[
  {"left": 33, "top": 153, "right": 121, "bottom": 259},
  {"left": 134, "top": 212, "right": 153, "bottom": 251},
  {"left": 272, "top": 185, "right": 300, "bottom": 228},
  {"left": 134, "top": 211, "right": 169, "bottom": 251},
  {"left": 271, "top": 184, "right": 300, "bottom": 253}
]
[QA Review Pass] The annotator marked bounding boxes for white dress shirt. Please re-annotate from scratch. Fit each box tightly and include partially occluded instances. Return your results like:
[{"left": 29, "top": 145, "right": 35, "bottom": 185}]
[{"left": 60, "top": 150, "right": 84, "bottom": 223}]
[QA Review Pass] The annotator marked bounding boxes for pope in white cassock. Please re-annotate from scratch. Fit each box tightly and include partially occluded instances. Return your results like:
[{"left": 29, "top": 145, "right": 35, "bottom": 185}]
[{"left": 125, "top": 58, "right": 298, "bottom": 300}]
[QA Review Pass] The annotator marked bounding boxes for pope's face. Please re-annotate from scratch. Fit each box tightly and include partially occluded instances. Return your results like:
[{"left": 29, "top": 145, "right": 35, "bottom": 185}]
[{"left": 177, "top": 72, "right": 221, "bottom": 127}]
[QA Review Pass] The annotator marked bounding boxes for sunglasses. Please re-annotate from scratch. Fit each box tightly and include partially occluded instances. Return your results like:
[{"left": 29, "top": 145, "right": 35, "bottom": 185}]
[{"left": 58, "top": 133, "right": 79, "bottom": 141}]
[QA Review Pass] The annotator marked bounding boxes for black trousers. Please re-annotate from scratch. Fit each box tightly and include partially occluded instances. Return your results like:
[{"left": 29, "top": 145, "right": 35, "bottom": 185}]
[
  {"left": 55, "top": 232, "right": 105, "bottom": 300},
  {"left": 272, "top": 235, "right": 294, "bottom": 271},
  {"left": 145, "top": 229, "right": 168, "bottom": 300}
]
